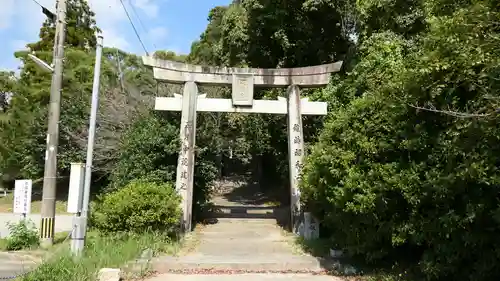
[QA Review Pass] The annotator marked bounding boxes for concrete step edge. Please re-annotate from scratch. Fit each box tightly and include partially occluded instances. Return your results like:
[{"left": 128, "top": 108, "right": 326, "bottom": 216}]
[
  {"left": 152, "top": 256, "right": 322, "bottom": 264},
  {"left": 151, "top": 262, "right": 326, "bottom": 273}
]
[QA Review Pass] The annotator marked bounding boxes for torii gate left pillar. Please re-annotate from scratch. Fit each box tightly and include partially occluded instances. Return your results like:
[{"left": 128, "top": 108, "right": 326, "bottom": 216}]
[{"left": 143, "top": 57, "right": 343, "bottom": 234}]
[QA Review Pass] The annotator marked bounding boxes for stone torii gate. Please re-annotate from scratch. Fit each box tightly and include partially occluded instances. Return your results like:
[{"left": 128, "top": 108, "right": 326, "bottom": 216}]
[{"left": 143, "top": 57, "right": 342, "bottom": 234}]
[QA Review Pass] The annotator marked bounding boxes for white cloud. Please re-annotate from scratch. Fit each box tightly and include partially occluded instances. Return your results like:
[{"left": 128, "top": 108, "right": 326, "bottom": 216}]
[
  {"left": 86, "top": 0, "right": 162, "bottom": 53},
  {"left": 132, "top": 0, "right": 159, "bottom": 18},
  {"left": 100, "top": 27, "right": 130, "bottom": 50},
  {"left": 84, "top": 0, "right": 130, "bottom": 50},
  {"left": 87, "top": 0, "right": 127, "bottom": 26}
]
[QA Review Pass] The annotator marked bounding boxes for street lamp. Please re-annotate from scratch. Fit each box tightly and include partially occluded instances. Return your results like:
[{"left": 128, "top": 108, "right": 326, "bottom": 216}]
[{"left": 28, "top": 54, "right": 54, "bottom": 73}]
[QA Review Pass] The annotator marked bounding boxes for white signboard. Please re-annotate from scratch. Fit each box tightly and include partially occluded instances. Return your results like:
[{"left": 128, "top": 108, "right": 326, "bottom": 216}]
[
  {"left": 67, "top": 163, "right": 85, "bottom": 213},
  {"left": 13, "top": 180, "right": 32, "bottom": 215}
]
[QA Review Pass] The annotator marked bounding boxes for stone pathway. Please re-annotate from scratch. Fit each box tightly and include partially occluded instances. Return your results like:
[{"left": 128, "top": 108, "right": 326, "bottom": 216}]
[
  {"left": 146, "top": 180, "right": 344, "bottom": 281},
  {"left": 0, "top": 251, "right": 41, "bottom": 279}
]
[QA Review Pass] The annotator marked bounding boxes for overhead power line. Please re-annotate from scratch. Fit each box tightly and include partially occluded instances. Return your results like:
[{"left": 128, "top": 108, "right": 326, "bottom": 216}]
[
  {"left": 127, "top": 0, "right": 159, "bottom": 51},
  {"left": 126, "top": 0, "right": 153, "bottom": 45},
  {"left": 29, "top": 0, "right": 43, "bottom": 6},
  {"left": 118, "top": 0, "right": 149, "bottom": 55},
  {"left": 127, "top": 0, "right": 158, "bottom": 50},
  {"left": 29, "top": 0, "right": 56, "bottom": 21},
  {"left": 128, "top": 4, "right": 148, "bottom": 34}
]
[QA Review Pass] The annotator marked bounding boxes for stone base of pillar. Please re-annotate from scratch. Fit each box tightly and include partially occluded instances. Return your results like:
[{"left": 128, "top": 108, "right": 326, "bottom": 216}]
[
  {"left": 293, "top": 211, "right": 304, "bottom": 236},
  {"left": 303, "top": 212, "right": 320, "bottom": 240},
  {"left": 294, "top": 211, "right": 320, "bottom": 240}
]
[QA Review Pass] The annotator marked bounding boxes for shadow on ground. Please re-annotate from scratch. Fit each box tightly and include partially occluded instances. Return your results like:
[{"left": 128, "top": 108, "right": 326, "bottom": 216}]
[
  {"left": 221, "top": 179, "right": 289, "bottom": 207},
  {"left": 295, "top": 237, "right": 421, "bottom": 279},
  {"left": 201, "top": 177, "right": 291, "bottom": 229},
  {"left": 203, "top": 204, "right": 290, "bottom": 229}
]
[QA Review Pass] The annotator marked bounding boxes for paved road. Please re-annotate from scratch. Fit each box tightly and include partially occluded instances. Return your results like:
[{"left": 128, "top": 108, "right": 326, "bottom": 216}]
[
  {"left": 148, "top": 274, "right": 344, "bottom": 281},
  {"left": 0, "top": 252, "right": 40, "bottom": 279},
  {"left": 0, "top": 213, "right": 74, "bottom": 279},
  {"left": 0, "top": 213, "right": 74, "bottom": 238}
]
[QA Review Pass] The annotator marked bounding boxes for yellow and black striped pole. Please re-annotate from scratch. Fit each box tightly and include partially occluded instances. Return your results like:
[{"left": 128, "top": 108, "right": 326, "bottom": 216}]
[{"left": 40, "top": 217, "right": 55, "bottom": 241}]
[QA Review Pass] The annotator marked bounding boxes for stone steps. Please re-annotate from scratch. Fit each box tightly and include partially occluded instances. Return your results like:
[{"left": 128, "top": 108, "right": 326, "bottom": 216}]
[
  {"left": 199, "top": 233, "right": 286, "bottom": 241},
  {"left": 196, "top": 243, "right": 293, "bottom": 256},
  {"left": 201, "top": 217, "right": 281, "bottom": 224},
  {"left": 146, "top": 192, "right": 331, "bottom": 278},
  {"left": 204, "top": 205, "right": 290, "bottom": 223},
  {"left": 147, "top": 273, "right": 345, "bottom": 281},
  {"left": 151, "top": 254, "right": 326, "bottom": 272}
]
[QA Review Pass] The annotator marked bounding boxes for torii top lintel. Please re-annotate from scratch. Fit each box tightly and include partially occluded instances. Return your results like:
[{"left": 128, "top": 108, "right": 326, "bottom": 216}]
[{"left": 142, "top": 56, "right": 343, "bottom": 87}]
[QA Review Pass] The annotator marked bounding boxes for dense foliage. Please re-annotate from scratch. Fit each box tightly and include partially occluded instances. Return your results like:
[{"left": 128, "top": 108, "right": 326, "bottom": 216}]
[
  {"left": 91, "top": 180, "right": 181, "bottom": 234},
  {"left": 302, "top": 1, "right": 500, "bottom": 280}
]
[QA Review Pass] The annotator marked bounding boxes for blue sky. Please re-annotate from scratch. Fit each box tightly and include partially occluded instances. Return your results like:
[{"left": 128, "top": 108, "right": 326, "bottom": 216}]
[{"left": 0, "top": 0, "right": 231, "bottom": 71}]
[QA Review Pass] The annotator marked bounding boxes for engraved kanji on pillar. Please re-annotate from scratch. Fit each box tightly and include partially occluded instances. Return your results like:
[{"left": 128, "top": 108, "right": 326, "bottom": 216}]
[
  {"left": 287, "top": 84, "right": 305, "bottom": 235},
  {"left": 175, "top": 81, "right": 198, "bottom": 232}
]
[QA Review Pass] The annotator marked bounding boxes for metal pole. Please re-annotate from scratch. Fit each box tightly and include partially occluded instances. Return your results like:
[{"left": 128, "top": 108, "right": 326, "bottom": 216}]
[
  {"left": 72, "top": 35, "right": 103, "bottom": 256},
  {"left": 40, "top": 0, "right": 67, "bottom": 248}
]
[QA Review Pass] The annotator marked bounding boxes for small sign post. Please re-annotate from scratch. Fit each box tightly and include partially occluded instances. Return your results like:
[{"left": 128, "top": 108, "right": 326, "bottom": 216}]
[{"left": 13, "top": 180, "right": 32, "bottom": 219}]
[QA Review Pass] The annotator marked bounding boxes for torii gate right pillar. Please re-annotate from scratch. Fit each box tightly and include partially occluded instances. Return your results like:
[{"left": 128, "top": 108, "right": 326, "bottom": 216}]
[{"left": 287, "top": 85, "right": 305, "bottom": 234}]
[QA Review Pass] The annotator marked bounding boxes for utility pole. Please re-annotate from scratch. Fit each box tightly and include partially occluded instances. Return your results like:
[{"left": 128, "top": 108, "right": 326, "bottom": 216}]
[
  {"left": 72, "top": 35, "right": 103, "bottom": 256},
  {"left": 40, "top": 0, "right": 67, "bottom": 248}
]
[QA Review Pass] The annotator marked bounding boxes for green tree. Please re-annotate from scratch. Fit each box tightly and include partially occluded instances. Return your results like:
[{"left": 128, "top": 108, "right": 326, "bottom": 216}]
[
  {"left": 301, "top": 1, "right": 500, "bottom": 280},
  {"left": 188, "top": 6, "right": 228, "bottom": 65},
  {"left": 0, "top": 71, "right": 16, "bottom": 112},
  {"left": 29, "top": 0, "right": 100, "bottom": 52}
]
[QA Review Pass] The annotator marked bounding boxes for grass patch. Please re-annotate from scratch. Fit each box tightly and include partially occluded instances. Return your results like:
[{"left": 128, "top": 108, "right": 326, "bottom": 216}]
[
  {"left": 21, "top": 231, "right": 178, "bottom": 281},
  {"left": 0, "top": 194, "right": 68, "bottom": 214},
  {"left": 0, "top": 237, "right": 7, "bottom": 251},
  {"left": 294, "top": 236, "right": 333, "bottom": 257},
  {"left": 0, "top": 231, "right": 71, "bottom": 252},
  {"left": 53, "top": 231, "right": 71, "bottom": 245}
]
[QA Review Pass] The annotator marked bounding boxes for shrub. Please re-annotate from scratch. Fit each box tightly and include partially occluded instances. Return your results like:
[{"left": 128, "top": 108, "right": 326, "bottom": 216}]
[
  {"left": 91, "top": 179, "right": 181, "bottom": 234},
  {"left": 110, "top": 112, "right": 218, "bottom": 222},
  {"left": 5, "top": 219, "right": 39, "bottom": 250},
  {"left": 302, "top": 7, "right": 500, "bottom": 281}
]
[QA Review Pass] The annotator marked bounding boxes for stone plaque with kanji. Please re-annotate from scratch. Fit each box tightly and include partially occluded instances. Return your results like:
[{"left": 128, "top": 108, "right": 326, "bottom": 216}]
[{"left": 232, "top": 73, "right": 254, "bottom": 106}]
